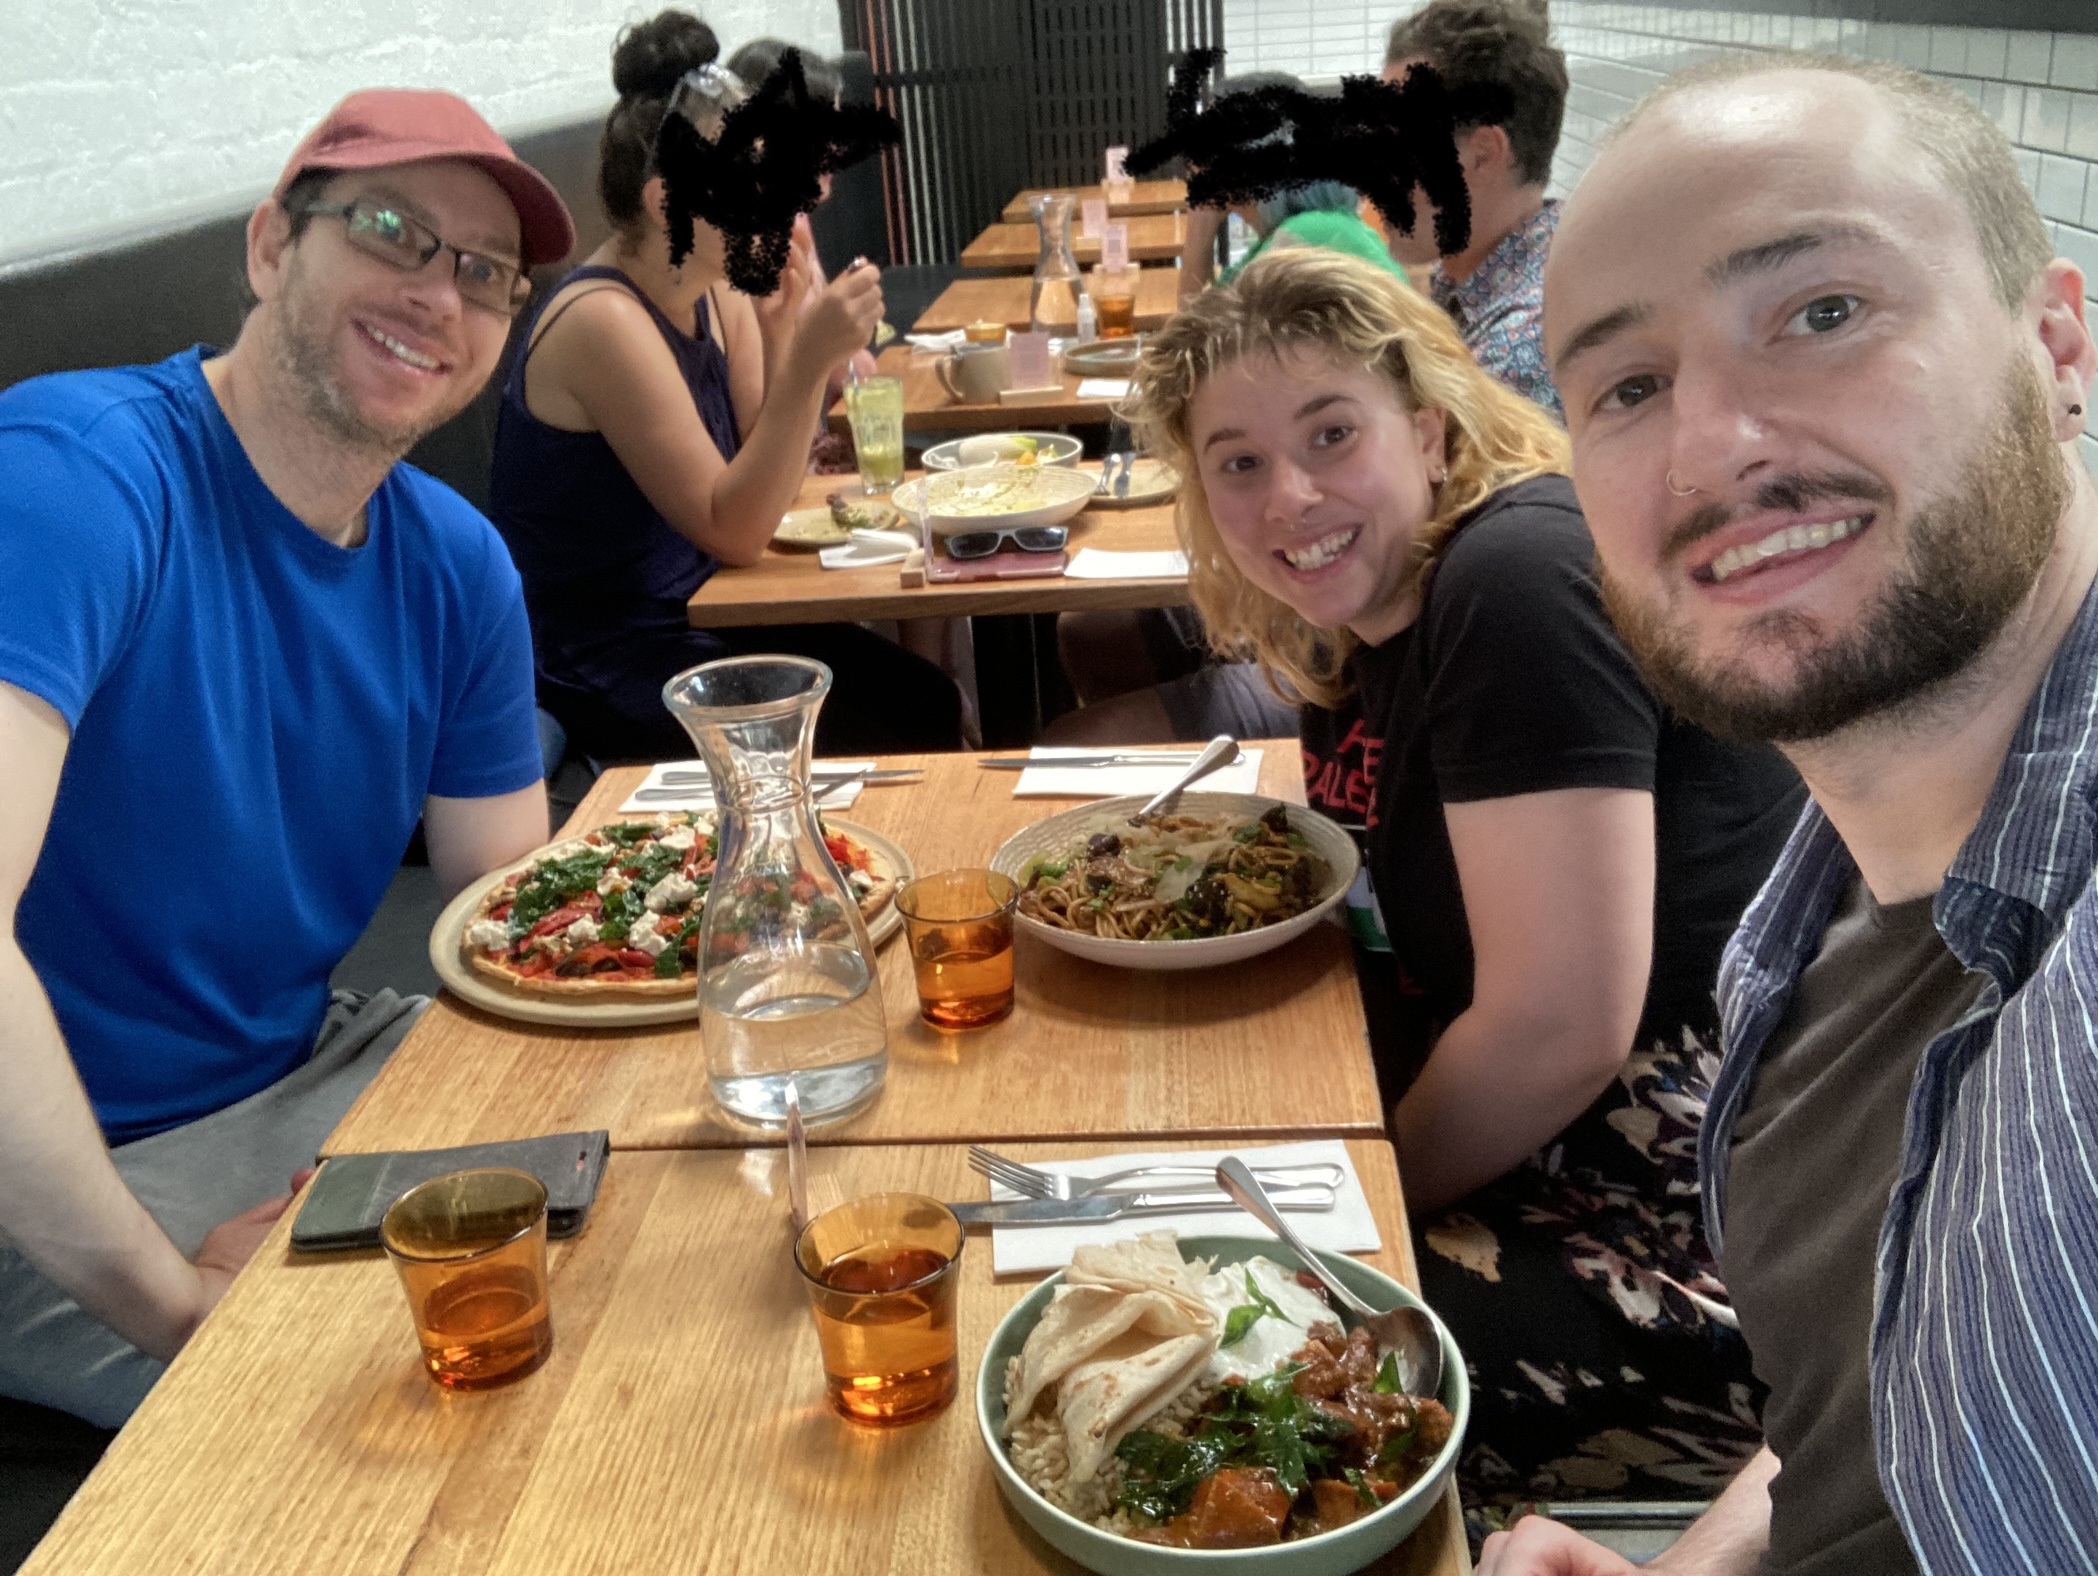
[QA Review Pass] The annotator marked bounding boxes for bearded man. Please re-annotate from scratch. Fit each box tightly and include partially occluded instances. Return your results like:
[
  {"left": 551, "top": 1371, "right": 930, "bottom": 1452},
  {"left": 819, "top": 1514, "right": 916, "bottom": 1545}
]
[
  {"left": 1480, "top": 52, "right": 2098, "bottom": 1576},
  {"left": 0, "top": 92, "right": 573, "bottom": 1426}
]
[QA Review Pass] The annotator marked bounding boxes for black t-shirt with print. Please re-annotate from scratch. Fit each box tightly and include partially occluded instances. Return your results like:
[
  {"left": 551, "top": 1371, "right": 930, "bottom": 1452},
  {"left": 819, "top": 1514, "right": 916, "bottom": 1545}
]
[{"left": 1299, "top": 474, "right": 1804, "bottom": 1070}]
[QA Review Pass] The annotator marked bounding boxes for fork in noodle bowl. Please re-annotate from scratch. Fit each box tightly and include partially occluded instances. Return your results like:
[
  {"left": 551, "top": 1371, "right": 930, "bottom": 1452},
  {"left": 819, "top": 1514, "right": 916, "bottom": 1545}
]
[{"left": 1019, "top": 805, "right": 1325, "bottom": 941}]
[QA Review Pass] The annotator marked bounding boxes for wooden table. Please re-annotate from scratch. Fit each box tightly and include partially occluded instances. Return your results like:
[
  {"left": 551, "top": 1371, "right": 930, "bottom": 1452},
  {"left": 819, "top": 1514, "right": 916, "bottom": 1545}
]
[
  {"left": 1002, "top": 179, "right": 1188, "bottom": 222},
  {"left": 325, "top": 748, "right": 1383, "bottom": 1156},
  {"left": 687, "top": 470, "right": 1187, "bottom": 628},
  {"left": 23, "top": 1141, "right": 1464, "bottom": 1575},
  {"left": 828, "top": 345, "right": 1131, "bottom": 436},
  {"left": 910, "top": 266, "right": 1181, "bottom": 335},
  {"left": 962, "top": 212, "right": 1186, "bottom": 271}
]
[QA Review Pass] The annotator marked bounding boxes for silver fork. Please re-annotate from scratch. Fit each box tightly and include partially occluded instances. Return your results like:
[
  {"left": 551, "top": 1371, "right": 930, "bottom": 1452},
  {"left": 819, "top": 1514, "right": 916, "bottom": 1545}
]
[{"left": 969, "top": 1145, "right": 1344, "bottom": 1202}]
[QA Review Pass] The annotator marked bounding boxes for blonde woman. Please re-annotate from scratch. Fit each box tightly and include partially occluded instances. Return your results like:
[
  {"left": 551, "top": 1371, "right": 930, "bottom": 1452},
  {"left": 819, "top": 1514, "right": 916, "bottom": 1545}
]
[{"left": 1125, "top": 248, "right": 1802, "bottom": 1517}]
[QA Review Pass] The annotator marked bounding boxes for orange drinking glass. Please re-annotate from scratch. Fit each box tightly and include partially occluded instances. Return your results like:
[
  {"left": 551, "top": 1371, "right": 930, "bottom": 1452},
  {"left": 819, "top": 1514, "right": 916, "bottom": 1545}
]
[
  {"left": 381, "top": 1168, "right": 554, "bottom": 1390},
  {"left": 896, "top": 869, "right": 1018, "bottom": 1029},
  {"left": 794, "top": 1193, "right": 964, "bottom": 1424},
  {"left": 1088, "top": 264, "right": 1140, "bottom": 339}
]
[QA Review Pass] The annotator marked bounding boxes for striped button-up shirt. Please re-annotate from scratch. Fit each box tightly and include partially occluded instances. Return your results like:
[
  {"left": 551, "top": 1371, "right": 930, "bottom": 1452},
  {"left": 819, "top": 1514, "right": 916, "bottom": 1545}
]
[{"left": 1703, "top": 579, "right": 2098, "bottom": 1572}]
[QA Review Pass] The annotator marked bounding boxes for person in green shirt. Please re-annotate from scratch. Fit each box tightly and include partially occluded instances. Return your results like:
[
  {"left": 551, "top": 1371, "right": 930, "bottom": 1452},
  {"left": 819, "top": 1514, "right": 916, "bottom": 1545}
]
[
  {"left": 1175, "top": 72, "right": 1408, "bottom": 304},
  {"left": 1219, "top": 184, "right": 1408, "bottom": 284}
]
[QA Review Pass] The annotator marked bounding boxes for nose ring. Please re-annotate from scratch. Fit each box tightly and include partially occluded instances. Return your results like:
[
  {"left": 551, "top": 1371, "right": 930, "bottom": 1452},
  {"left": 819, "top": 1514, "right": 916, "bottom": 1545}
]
[{"left": 1666, "top": 471, "right": 1700, "bottom": 497}]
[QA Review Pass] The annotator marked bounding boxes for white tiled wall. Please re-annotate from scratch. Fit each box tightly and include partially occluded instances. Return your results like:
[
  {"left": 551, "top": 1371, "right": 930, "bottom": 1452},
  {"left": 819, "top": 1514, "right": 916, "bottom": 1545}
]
[{"left": 1221, "top": 3, "right": 2098, "bottom": 473}]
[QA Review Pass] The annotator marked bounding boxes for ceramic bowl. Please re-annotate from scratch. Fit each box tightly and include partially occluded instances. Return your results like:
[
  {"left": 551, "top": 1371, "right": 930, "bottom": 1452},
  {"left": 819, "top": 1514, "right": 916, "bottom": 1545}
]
[
  {"left": 988, "top": 794, "right": 1358, "bottom": 971},
  {"left": 922, "top": 432, "right": 1086, "bottom": 470},
  {"left": 977, "top": 1235, "right": 1468, "bottom": 1576},
  {"left": 892, "top": 464, "right": 1100, "bottom": 537}
]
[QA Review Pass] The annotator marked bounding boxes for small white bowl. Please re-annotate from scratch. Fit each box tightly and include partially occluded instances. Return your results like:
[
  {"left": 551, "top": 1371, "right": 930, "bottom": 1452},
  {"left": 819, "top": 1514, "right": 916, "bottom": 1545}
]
[
  {"left": 922, "top": 432, "right": 1085, "bottom": 470},
  {"left": 989, "top": 794, "right": 1359, "bottom": 971}
]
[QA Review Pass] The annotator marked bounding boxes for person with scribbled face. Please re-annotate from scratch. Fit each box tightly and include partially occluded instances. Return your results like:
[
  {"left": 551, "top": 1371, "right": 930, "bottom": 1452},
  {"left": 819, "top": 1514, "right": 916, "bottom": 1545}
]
[
  {"left": 1175, "top": 73, "right": 1409, "bottom": 305},
  {"left": 487, "top": 10, "right": 962, "bottom": 762},
  {"left": 1379, "top": 0, "right": 1567, "bottom": 419},
  {"left": 1123, "top": 246, "right": 1804, "bottom": 1520},
  {"left": 1481, "top": 54, "right": 2098, "bottom": 1576},
  {"left": 727, "top": 36, "right": 880, "bottom": 473}
]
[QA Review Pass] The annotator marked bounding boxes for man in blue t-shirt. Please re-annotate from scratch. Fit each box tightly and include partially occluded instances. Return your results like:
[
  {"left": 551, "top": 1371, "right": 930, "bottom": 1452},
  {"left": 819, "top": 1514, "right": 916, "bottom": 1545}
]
[{"left": 0, "top": 90, "right": 575, "bottom": 1425}]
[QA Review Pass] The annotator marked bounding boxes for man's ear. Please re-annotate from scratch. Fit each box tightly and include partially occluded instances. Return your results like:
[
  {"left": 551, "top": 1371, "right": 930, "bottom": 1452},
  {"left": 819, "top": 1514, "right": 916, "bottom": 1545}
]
[
  {"left": 2033, "top": 258, "right": 2096, "bottom": 443},
  {"left": 246, "top": 200, "right": 296, "bottom": 306}
]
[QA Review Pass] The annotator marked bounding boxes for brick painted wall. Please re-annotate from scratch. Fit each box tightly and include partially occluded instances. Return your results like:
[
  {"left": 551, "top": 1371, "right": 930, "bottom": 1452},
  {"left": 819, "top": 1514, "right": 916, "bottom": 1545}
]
[
  {"left": 1547, "top": 6, "right": 2098, "bottom": 473},
  {"left": 0, "top": 0, "right": 840, "bottom": 268}
]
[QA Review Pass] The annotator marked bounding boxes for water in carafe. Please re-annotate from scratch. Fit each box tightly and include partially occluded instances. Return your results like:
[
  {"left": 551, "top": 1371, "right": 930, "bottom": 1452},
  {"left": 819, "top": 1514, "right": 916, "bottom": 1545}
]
[{"left": 663, "top": 656, "right": 888, "bottom": 1127}]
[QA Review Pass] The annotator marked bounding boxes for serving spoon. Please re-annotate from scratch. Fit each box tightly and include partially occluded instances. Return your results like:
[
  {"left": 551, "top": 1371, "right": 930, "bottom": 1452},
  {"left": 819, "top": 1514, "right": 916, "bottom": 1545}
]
[
  {"left": 1128, "top": 734, "right": 1240, "bottom": 825},
  {"left": 1216, "top": 1156, "right": 1445, "bottom": 1400}
]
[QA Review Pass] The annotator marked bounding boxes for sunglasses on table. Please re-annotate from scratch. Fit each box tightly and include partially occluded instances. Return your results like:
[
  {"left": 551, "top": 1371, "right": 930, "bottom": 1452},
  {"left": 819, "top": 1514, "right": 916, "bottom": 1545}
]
[
  {"left": 941, "top": 524, "right": 1069, "bottom": 560},
  {"left": 298, "top": 199, "right": 532, "bottom": 317}
]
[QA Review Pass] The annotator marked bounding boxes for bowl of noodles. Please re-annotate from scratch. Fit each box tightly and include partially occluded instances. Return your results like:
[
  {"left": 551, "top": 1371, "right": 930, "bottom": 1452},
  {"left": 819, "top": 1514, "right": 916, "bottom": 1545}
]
[{"left": 989, "top": 794, "right": 1358, "bottom": 971}]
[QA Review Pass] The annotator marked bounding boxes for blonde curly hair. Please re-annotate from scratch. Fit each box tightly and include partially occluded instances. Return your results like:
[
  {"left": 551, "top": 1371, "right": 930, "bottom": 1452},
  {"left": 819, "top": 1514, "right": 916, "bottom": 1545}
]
[{"left": 1122, "top": 247, "right": 1570, "bottom": 706}]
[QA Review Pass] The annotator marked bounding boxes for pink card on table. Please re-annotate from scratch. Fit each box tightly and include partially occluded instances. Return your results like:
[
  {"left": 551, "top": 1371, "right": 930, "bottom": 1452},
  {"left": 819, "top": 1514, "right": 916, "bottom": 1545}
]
[
  {"left": 1007, "top": 330, "right": 1052, "bottom": 389},
  {"left": 1080, "top": 198, "right": 1107, "bottom": 238},
  {"left": 1102, "top": 224, "right": 1130, "bottom": 271},
  {"left": 926, "top": 549, "right": 1069, "bottom": 583}
]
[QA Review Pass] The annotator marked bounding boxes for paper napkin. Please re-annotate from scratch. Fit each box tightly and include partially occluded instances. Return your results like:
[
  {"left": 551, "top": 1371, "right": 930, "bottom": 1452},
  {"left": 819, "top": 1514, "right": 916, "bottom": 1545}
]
[
  {"left": 905, "top": 330, "right": 966, "bottom": 352},
  {"left": 1065, "top": 548, "right": 1188, "bottom": 580},
  {"left": 819, "top": 529, "right": 918, "bottom": 570},
  {"left": 1011, "top": 745, "right": 1264, "bottom": 799},
  {"left": 988, "top": 1139, "right": 1381, "bottom": 1275},
  {"left": 618, "top": 760, "right": 871, "bottom": 813},
  {"left": 1076, "top": 377, "right": 1131, "bottom": 399}
]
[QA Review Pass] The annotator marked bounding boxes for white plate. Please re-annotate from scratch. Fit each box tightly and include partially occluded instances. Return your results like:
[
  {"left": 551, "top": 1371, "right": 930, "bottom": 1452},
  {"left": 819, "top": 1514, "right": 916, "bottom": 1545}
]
[
  {"left": 988, "top": 793, "right": 1358, "bottom": 971},
  {"left": 428, "top": 817, "right": 913, "bottom": 1028},
  {"left": 922, "top": 432, "right": 1084, "bottom": 470},
  {"left": 892, "top": 464, "right": 1099, "bottom": 536}
]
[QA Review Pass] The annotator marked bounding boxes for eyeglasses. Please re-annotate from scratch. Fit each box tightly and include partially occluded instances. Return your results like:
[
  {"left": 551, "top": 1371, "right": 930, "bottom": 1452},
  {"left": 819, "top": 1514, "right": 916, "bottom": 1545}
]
[
  {"left": 941, "top": 524, "right": 1069, "bottom": 560},
  {"left": 298, "top": 199, "right": 531, "bottom": 318}
]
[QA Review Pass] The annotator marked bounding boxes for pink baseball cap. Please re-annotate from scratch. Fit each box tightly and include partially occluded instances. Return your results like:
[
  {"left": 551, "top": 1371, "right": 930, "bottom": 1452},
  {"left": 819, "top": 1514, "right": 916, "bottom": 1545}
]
[{"left": 273, "top": 89, "right": 575, "bottom": 267}]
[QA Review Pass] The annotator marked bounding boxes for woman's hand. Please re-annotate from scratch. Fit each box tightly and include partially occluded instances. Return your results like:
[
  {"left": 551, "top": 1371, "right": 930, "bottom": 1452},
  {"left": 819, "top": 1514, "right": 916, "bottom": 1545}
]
[
  {"left": 792, "top": 259, "right": 885, "bottom": 381},
  {"left": 751, "top": 219, "right": 820, "bottom": 356}
]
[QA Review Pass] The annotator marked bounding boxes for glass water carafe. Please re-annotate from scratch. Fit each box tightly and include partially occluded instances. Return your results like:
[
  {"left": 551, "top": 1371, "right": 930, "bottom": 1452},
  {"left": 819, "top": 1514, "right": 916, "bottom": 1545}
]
[
  {"left": 1029, "top": 193, "right": 1082, "bottom": 335},
  {"left": 663, "top": 656, "right": 887, "bottom": 1127}
]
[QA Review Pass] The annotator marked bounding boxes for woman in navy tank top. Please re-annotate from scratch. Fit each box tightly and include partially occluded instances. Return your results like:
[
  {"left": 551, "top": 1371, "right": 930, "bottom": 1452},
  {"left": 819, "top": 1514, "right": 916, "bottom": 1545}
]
[{"left": 489, "top": 11, "right": 961, "bottom": 760}]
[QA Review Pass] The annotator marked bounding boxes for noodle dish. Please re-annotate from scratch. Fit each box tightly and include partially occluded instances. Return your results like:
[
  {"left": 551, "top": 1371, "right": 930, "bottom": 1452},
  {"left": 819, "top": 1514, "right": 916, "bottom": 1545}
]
[{"left": 979, "top": 1233, "right": 1465, "bottom": 1571}]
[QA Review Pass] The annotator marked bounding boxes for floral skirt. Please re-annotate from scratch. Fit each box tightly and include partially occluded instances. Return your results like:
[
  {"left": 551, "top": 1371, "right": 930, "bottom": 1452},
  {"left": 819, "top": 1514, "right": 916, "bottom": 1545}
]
[{"left": 1412, "top": 1029, "right": 1766, "bottom": 1529}]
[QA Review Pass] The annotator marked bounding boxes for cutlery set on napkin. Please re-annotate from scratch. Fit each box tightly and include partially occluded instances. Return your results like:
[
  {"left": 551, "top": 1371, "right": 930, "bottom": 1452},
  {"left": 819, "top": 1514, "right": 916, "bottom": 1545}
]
[
  {"left": 619, "top": 760, "right": 914, "bottom": 812},
  {"left": 955, "top": 1140, "right": 1382, "bottom": 1274},
  {"left": 989, "top": 745, "right": 1265, "bottom": 799}
]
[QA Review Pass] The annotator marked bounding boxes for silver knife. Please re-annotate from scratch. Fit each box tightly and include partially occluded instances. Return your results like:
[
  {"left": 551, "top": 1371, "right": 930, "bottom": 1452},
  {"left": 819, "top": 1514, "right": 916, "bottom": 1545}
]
[
  {"left": 947, "top": 1185, "right": 1335, "bottom": 1227},
  {"left": 976, "top": 751, "right": 1240, "bottom": 771}
]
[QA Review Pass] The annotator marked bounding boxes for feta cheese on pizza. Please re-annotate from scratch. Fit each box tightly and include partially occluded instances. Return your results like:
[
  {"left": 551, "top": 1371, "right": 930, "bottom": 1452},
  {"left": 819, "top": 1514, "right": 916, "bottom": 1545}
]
[
  {"left": 465, "top": 918, "right": 510, "bottom": 951},
  {"left": 629, "top": 913, "right": 670, "bottom": 956},
  {"left": 646, "top": 873, "right": 699, "bottom": 913}
]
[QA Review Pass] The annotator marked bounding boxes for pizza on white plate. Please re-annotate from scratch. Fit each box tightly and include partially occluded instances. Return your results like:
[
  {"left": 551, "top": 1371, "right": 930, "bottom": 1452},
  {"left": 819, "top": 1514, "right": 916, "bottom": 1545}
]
[{"left": 462, "top": 814, "right": 897, "bottom": 999}]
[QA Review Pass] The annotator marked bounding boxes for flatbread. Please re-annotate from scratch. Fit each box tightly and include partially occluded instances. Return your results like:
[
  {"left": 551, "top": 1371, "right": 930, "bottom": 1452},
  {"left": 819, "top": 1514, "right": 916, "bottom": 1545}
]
[{"left": 1004, "top": 1231, "right": 1221, "bottom": 1487}]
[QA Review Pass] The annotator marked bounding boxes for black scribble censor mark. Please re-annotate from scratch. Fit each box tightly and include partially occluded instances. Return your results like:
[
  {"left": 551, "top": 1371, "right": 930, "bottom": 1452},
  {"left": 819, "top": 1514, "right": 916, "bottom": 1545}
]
[
  {"left": 1128, "top": 51, "right": 1514, "bottom": 257},
  {"left": 656, "top": 49, "right": 901, "bottom": 294}
]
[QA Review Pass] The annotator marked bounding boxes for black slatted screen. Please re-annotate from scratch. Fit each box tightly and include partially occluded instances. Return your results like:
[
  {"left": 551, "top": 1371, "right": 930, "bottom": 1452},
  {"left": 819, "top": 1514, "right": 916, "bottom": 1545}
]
[{"left": 840, "top": 0, "right": 1223, "bottom": 264}]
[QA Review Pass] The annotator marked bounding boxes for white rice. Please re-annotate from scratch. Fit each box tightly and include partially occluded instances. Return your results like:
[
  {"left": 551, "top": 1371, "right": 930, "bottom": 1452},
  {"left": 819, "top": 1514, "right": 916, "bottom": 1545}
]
[{"left": 1004, "top": 1355, "right": 1217, "bottom": 1529}]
